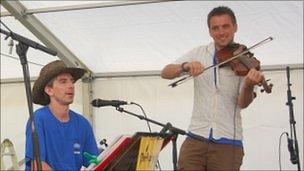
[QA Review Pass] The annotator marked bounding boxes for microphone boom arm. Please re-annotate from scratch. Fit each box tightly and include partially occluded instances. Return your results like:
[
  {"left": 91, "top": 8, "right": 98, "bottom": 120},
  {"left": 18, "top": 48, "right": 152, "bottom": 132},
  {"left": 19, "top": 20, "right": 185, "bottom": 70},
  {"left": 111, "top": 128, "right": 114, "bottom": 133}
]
[{"left": 0, "top": 28, "right": 57, "bottom": 56}]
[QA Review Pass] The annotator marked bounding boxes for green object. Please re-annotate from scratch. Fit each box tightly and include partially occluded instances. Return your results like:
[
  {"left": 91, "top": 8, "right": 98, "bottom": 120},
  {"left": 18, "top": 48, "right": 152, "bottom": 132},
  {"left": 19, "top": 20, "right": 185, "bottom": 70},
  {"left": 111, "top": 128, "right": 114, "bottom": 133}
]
[{"left": 83, "top": 152, "right": 100, "bottom": 165}]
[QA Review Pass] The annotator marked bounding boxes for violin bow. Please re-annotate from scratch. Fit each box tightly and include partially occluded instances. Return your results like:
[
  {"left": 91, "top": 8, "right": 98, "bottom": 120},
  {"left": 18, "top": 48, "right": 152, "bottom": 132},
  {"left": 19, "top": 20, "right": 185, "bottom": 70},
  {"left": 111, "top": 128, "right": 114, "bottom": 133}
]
[{"left": 168, "top": 36, "right": 274, "bottom": 88}]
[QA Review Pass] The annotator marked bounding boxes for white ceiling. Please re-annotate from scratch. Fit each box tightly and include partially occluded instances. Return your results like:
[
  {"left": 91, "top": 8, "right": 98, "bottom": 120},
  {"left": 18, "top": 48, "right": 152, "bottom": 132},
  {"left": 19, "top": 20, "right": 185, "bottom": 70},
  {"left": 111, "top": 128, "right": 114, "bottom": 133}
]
[{"left": 1, "top": 1, "right": 303, "bottom": 79}]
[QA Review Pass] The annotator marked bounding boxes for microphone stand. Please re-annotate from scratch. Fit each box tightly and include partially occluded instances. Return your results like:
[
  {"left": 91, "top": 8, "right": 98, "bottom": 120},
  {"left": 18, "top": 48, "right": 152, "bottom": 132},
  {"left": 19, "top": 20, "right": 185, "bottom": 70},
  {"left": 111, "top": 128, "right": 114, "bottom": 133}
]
[
  {"left": 115, "top": 106, "right": 191, "bottom": 171},
  {"left": 285, "top": 66, "right": 301, "bottom": 171},
  {"left": 1, "top": 28, "right": 57, "bottom": 170}
]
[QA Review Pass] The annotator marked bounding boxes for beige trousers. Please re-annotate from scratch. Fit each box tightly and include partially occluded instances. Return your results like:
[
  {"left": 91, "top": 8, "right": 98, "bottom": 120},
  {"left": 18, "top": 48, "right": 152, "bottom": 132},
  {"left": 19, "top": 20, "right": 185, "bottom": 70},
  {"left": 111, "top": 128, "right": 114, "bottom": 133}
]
[{"left": 178, "top": 137, "right": 244, "bottom": 171}]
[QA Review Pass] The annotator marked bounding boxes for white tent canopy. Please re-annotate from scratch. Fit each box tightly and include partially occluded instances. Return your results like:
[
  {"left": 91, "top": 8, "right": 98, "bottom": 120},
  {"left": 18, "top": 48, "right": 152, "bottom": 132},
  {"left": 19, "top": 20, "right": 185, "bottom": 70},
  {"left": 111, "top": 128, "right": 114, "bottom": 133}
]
[
  {"left": 1, "top": 1, "right": 303, "bottom": 170},
  {"left": 1, "top": 1, "right": 303, "bottom": 79}
]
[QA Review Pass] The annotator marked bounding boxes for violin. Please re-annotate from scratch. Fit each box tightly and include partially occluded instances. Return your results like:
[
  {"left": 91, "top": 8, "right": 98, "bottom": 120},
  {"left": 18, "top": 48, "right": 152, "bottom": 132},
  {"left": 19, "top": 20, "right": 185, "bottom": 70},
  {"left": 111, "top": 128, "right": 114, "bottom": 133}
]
[
  {"left": 216, "top": 42, "right": 273, "bottom": 93},
  {"left": 168, "top": 37, "right": 274, "bottom": 88}
]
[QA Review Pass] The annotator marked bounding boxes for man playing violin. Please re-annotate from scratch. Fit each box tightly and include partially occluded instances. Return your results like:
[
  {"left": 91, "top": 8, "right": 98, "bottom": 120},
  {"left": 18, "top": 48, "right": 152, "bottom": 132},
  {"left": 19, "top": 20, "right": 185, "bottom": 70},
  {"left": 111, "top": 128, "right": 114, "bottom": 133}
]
[{"left": 161, "top": 6, "right": 264, "bottom": 171}]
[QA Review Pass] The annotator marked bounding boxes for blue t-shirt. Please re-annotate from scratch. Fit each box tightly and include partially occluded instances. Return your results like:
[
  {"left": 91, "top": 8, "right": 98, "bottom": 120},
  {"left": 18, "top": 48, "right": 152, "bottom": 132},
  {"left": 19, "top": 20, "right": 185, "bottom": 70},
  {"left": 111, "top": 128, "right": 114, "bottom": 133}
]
[{"left": 25, "top": 106, "right": 99, "bottom": 170}]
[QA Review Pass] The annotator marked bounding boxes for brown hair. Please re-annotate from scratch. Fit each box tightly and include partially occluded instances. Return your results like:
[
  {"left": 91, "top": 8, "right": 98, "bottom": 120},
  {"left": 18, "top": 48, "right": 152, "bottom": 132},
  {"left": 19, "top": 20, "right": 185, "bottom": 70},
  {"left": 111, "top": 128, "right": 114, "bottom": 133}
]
[{"left": 207, "top": 6, "right": 237, "bottom": 28}]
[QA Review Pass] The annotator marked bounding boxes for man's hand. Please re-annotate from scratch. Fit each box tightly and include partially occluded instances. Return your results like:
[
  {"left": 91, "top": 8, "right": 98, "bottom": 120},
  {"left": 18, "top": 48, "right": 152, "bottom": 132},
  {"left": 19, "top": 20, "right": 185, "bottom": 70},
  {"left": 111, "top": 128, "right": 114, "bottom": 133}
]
[
  {"left": 238, "top": 68, "right": 263, "bottom": 108},
  {"left": 244, "top": 68, "right": 263, "bottom": 87},
  {"left": 182, "top": 61, "right": 205, "bottom": 77},
  {"left": 161, "top": 61, "right": 205, "bottom": 79}
]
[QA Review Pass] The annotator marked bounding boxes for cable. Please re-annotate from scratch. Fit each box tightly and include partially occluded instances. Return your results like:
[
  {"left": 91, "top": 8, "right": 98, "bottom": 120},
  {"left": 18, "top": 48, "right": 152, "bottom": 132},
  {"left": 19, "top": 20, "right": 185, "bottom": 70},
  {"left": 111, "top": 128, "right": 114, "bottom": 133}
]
[
  {"left": 231, "top": 77, "right": 242, "bottom": 169},
  {"left": 1, "top": 52, "right": 44, "bottom": 67},
  {"left": 130, "top": 102, "right": 162, "bottom": 171},
  {"left": 130, "top": 102, "right": 152, "bottom": 132},
  {"left": 279, "top": 132, "right": 289, "bottom": 171}
]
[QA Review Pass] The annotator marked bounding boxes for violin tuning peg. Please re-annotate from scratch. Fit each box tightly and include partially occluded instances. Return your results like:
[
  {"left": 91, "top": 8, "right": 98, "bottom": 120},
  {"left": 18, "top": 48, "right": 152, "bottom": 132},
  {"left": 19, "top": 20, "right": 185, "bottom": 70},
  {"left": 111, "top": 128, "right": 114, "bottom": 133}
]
[{"left": 260, "top": 89, "right": 265, "bottom": 93}]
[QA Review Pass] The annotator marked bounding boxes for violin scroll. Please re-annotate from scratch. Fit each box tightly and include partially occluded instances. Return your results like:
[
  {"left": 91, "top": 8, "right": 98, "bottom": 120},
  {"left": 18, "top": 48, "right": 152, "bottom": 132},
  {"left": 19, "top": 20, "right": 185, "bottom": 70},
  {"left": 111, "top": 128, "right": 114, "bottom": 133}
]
[{"left": 259, "top": 79, "right": 273, "bottom": 93}]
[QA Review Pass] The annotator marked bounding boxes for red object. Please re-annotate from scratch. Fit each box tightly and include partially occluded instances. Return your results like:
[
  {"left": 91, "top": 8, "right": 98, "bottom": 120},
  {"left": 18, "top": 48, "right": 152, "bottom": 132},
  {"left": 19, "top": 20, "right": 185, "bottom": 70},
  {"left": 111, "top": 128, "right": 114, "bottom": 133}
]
[{"left": 93, "top": 136, "right": 132, "bottom": 171}]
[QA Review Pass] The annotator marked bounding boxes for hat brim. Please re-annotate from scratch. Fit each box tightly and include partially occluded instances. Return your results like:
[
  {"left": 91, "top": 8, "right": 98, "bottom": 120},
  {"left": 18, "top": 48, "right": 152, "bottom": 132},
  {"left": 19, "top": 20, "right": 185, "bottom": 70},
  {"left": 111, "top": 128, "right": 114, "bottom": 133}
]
[{"left": 32, "top": 67, "right": 86, "bottom": 105}]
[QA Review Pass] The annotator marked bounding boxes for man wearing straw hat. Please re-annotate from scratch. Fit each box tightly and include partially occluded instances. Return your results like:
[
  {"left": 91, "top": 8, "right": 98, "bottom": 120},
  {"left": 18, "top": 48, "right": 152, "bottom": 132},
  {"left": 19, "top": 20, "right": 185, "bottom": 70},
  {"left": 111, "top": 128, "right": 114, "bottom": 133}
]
[{"left": 25, "top": 60, "right": 99, "bottom": 170}]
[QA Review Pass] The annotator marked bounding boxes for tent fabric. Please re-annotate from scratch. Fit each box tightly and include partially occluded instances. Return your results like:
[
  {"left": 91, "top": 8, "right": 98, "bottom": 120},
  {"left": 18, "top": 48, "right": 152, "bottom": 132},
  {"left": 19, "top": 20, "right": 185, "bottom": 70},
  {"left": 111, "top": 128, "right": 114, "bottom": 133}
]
[
  {"left": 0, "top": 1, "right": 303, "bottom": 170},
  {"left": 1, "top": 1, "right": 303, "bottom": 79},
  {"left": 3, "top": 70, "right": 302, "bottom": 170}
]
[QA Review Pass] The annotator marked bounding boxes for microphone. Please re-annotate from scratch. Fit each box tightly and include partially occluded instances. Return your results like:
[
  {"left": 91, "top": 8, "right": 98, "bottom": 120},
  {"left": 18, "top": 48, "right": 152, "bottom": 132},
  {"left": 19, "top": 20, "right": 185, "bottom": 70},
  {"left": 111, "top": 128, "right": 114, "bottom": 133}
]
[
  {"left": 91, "top": 98, "right": 129, "bottom": 107},
  {"left": 8, "top": 38, "right": 14, "bottom": 54},
  {"left": 287, "top": 137, "right": 298, "bottom": 164}
]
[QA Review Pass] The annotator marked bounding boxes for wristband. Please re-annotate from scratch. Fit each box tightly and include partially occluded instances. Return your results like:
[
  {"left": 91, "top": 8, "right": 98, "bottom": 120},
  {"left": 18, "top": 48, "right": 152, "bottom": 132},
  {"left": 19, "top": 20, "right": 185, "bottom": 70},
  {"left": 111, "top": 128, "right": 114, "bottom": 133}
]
[{"left": 181, "top": 62, "right": 189, "bottom": 72}]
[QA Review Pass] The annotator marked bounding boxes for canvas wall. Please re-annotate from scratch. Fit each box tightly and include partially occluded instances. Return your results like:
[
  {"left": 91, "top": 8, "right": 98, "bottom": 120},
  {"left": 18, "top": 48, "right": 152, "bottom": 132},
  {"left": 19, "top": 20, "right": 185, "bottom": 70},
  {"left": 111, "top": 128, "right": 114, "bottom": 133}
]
[{"left": 1, "top": 69, "right": 303, "bottom": 170}]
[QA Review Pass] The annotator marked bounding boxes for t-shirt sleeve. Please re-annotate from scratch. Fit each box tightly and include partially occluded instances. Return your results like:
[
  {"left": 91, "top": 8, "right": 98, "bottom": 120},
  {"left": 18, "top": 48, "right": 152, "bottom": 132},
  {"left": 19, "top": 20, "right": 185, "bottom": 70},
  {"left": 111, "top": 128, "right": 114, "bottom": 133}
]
[{"left": 25, "top": 113, "right": 47, "bottom": 170}]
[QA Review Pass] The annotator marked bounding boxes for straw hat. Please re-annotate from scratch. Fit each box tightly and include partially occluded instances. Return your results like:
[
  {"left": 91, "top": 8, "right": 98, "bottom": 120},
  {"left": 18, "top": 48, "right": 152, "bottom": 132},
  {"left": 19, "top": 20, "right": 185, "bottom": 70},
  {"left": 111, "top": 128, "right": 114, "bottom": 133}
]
[{"left": 32, "top": 60, "right": 86, "bottom": 105}]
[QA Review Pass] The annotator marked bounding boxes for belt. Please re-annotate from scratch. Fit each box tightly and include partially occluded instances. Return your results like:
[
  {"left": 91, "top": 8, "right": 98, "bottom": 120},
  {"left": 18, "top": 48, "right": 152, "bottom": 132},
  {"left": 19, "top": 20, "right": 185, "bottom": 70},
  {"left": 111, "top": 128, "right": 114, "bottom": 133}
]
[
  {"left": 187, "top": 132, "right": 243, "bottom": 147},
  {"left": 187, "top": 132, "right": 210, "bottom": 143}
]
